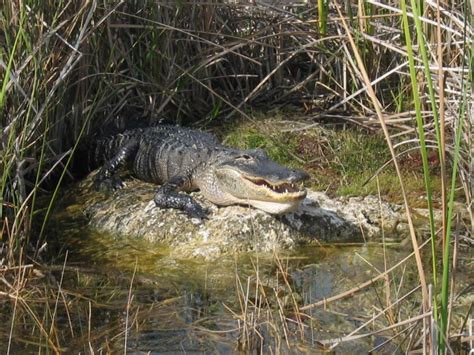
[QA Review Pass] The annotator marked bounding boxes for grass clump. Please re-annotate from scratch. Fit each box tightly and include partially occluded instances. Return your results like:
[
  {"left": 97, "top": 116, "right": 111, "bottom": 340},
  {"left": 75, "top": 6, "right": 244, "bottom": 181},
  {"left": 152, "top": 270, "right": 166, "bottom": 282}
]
[
  {"left": 222, "top": 123, "right": 299, "bottom": 168},
  {"left": 330, "top": 130, "right": 391, "bottom": 177}
]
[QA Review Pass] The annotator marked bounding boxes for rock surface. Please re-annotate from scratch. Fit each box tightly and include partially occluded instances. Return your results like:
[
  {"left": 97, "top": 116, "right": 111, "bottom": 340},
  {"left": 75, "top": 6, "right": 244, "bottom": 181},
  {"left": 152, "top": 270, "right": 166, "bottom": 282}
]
[{"left": 57, "top": 173, "right": 440, "bottom": 259}]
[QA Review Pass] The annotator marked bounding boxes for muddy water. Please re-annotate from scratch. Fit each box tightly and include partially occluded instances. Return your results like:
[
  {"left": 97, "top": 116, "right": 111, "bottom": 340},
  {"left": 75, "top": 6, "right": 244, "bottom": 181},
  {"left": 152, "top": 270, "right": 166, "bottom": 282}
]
[
  {"left": 4, "top": 216, "right": 471, "bottom": 354},
  {"left": 39, "top": 218, "right": 420, "bottom": 354}
]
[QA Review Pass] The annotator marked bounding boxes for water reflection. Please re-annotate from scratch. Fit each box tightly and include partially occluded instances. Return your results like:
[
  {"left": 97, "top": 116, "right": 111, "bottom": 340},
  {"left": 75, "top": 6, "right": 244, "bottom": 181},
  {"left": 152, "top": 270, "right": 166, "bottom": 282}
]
[{"left": 42, "top": 223, "right": 420, "bottom": 353}]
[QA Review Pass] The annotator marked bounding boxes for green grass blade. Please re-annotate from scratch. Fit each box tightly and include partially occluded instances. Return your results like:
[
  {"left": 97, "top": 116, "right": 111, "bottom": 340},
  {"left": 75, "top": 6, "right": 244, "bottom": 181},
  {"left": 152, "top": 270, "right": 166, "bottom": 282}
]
[
  {"left": 439, "top": 79, "right": 466, "bottom": 354},
  {"left": 0, "top": 11, "right": 23, "bottom": 110},
  {"left": 400, "top": 0, "right": 438, "bottom": 296},
  {"left": 439, "top": 18, "right": 470, "bottom": 352},
  {"left": 318, "top": 0, "right": 328, "bottom": 35},
  {"left": 406, "top": 0, "right": 440, "bottom": 323}
]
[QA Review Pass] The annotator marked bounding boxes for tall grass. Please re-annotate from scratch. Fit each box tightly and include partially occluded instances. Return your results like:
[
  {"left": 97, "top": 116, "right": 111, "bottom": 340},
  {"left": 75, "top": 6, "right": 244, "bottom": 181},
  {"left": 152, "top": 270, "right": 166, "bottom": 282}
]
[
  {"left": 1, "top": 0, "right": 471, "bottom": 352},
  {"left": 400, "top": 0, "right": 439, "bottom": 321},
  {"left": 400, "top": 0, "right": 471, "bottom": 351}
]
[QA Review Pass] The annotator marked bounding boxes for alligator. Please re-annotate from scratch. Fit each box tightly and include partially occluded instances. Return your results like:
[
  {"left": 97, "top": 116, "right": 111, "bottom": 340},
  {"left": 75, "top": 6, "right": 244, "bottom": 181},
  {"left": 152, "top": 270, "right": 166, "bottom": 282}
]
[{"left": 91, "top": 125, "right": 309, "bottom": 218}]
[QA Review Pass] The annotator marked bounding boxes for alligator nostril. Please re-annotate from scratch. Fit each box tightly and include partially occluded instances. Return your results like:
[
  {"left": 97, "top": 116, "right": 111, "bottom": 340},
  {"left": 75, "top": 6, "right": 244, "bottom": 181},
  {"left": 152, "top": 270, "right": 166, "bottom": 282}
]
[{"left": 289, "top": 169, "right": 310, "bottom": 182}]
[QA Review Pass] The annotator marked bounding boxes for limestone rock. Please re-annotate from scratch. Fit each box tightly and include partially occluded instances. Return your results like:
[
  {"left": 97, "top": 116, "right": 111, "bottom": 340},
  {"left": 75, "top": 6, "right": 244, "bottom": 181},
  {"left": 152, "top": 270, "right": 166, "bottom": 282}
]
[{"left": 56, "top": 174, "right": 431, "bottom": 259}]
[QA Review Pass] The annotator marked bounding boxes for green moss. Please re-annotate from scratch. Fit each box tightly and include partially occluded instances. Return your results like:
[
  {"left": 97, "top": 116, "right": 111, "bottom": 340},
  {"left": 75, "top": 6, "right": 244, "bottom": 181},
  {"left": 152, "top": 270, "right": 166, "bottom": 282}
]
[{"left": 222, "top": 124, "right": 299, "bottom": 167}]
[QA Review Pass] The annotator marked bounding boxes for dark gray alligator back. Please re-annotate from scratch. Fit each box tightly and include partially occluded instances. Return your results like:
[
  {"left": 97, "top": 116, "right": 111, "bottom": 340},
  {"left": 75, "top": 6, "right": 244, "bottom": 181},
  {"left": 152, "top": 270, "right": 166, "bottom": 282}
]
[
  {"left": 92, "top": 125, "right": 220, "bottom": 184},
  {"left": 134, "top": 126, "right": 219, "bottom": 183}
]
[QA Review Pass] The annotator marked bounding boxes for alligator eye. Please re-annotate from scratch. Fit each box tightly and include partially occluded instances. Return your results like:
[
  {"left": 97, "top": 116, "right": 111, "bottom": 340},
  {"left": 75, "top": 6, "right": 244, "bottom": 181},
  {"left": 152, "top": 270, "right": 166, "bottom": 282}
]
[{"left": 240, "top": 154, "right": 252, "bottom": 160}]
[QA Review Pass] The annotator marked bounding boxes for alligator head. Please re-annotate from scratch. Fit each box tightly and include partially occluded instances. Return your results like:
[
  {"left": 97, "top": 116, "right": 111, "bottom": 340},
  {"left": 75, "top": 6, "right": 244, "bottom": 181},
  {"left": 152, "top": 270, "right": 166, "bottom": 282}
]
[{"left": 201, "top": 148, "right": 310, "bottom": 214}]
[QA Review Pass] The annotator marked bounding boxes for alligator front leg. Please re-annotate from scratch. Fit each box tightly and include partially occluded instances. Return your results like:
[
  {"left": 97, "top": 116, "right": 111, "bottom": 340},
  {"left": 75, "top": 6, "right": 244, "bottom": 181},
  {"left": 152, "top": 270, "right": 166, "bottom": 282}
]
[
  {"left": 154, "top": 175, "right": 208, "bottom": 219},
  {"left": 93, "top": 140, "right": 139, "bottom": 191}
]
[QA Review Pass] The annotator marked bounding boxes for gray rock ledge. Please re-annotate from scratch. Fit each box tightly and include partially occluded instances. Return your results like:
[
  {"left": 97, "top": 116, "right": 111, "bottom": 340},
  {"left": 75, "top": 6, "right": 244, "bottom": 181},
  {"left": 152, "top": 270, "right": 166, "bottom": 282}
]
[{"left": 56, "top": 173, "right": 442, "bottom": 259}]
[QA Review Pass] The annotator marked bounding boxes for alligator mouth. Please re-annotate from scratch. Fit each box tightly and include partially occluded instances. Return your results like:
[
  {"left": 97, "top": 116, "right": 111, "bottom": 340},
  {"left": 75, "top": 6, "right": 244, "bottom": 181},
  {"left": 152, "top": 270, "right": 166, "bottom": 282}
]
[{"left": 244, "top": 176, "right": 306, "bottom": 199}]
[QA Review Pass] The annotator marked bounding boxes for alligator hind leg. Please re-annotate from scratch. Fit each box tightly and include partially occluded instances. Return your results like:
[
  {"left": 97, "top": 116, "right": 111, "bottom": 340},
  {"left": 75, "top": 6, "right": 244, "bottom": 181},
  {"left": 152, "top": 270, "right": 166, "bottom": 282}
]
[
  {"left": 93, "top": 140, "right": 139, "bottom": 191},
  {"left": 154, "top": 175, "right": 208, "bottom": 219}
]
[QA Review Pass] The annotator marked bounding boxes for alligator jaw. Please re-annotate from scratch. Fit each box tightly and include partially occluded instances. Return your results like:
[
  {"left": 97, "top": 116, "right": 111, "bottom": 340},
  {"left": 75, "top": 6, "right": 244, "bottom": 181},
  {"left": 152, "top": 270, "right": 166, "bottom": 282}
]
[
  {"left": 213, "top": 166, "right": 308, "bottom": 214},
  {"left": 243, "top": 176, "right": 307, "bottom": 202},
  {"left": 241, "top": 198, "right": 305, "bottom": 214}
]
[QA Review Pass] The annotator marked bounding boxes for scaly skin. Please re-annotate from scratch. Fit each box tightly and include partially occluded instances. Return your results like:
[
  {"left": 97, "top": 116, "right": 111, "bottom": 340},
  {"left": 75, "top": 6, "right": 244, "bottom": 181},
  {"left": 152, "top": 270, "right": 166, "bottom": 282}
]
[{"left": 92, "top": 125, "right": 309, "bottom": 218}]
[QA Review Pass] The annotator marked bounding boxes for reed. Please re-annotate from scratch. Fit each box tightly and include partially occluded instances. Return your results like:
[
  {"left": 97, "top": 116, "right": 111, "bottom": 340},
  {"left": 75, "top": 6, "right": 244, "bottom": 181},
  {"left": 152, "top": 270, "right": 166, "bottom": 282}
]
[
  {"left": 317, "top": 0, "right": 328, "bottom": 34},
  {"left": 400, "top": 0, "right": 470, "bottom": 351}
]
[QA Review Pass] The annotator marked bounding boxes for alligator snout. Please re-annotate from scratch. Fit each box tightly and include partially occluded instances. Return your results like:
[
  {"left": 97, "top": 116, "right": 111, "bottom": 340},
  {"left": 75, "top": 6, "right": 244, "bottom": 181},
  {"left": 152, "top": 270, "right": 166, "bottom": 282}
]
[
  {"left": 264, "top": 167, "right": 310, "bottom": 184},
  {"left": 287, "top": 169, "right": 310, "bottom": 183}
]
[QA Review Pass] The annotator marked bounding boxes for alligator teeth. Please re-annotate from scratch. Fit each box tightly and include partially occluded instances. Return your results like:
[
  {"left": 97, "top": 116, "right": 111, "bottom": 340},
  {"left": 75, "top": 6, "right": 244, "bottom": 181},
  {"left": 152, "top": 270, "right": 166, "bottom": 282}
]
[{"left": 247, "top": 177, "right": 306, "bottom": 196}]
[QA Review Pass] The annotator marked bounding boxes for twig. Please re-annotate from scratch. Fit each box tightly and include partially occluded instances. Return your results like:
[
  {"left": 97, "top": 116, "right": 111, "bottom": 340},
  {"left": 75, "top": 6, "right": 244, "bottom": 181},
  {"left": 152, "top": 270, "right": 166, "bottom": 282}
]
[
  {"left": 301, "top": 238, "right": 431, "bottom": 310},
  {"left": 320, "top": 311, "right": 432, "bottom": 345}
]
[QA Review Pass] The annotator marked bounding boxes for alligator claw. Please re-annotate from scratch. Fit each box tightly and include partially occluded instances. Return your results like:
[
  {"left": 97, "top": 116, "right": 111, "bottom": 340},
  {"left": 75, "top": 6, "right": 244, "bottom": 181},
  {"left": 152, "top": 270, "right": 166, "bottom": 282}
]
[
  {"left": 153, "top": 191, "right": 209, "bottom": 220},
  {"left": 184, "top": 203, "right": 209, "bottom": 220},
  {"left": 93, "top": 176, "right": 124, "bottom": 192}
]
